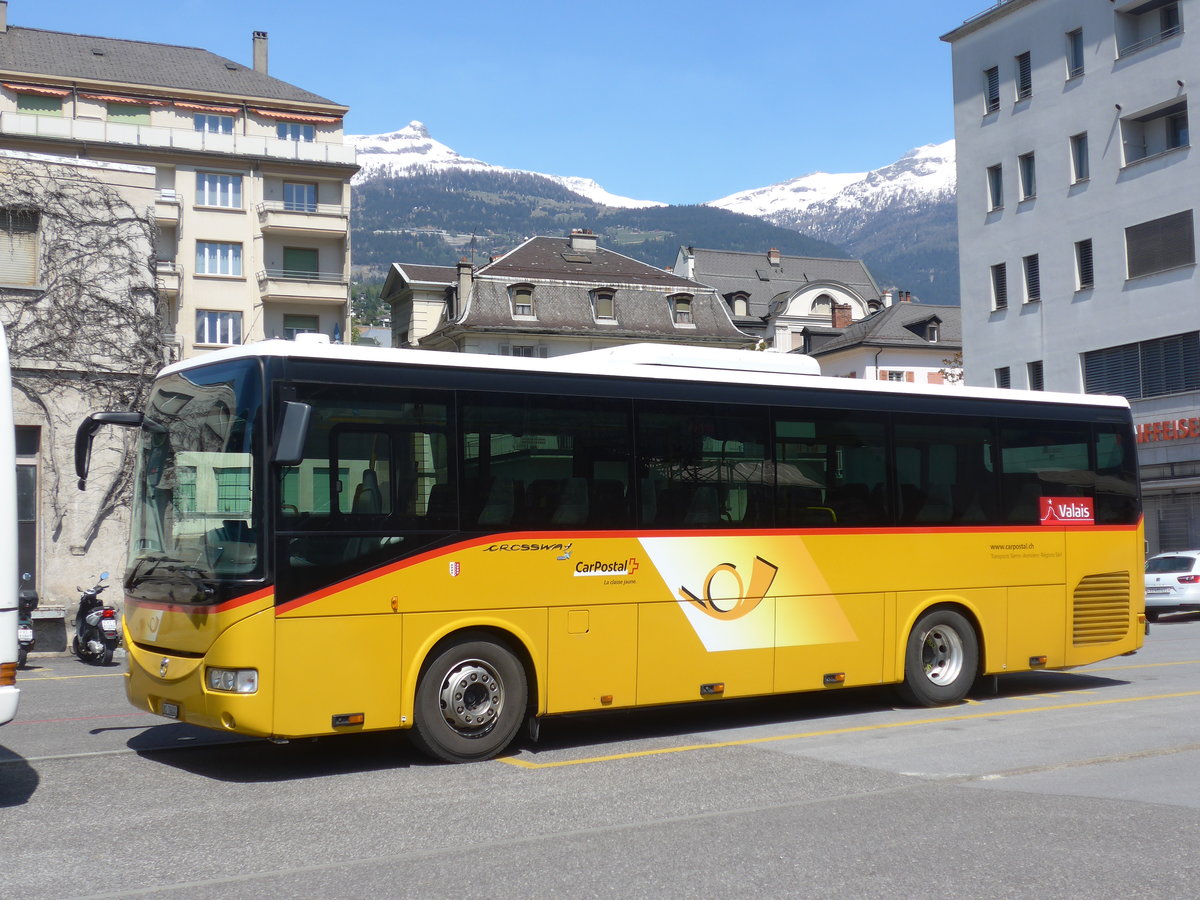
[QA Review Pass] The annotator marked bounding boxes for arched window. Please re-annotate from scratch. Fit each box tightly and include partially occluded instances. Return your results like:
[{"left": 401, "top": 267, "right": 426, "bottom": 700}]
[
  {"left": 726, "top": 292, "right": 750, "bottom": 316},
  {"left": 668, "top": 293, "right": 694, "bottom": 325},
  {"left": 509, "top": 283, "right": 535, "bottom": 318},
  {"left": 810, "top": 293, "right": 833, "bottom": 317}
]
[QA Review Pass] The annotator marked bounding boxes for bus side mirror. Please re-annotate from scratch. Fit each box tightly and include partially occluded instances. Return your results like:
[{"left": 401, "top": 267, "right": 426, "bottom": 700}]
[
  {"left": 273, "top": 402, "right": 312, "bottom": 467},
  {"left": 75, "top": 411, "right": 144, "bottom": 490}
]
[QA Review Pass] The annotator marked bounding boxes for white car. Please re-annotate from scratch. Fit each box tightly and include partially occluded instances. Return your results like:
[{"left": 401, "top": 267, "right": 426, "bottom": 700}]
[{"left": 1144, "top": 551, "right": 1200, "bottom": 621}]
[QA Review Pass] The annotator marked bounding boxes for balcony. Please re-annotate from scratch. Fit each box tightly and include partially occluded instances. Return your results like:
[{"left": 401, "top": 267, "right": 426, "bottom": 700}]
[
  {"left": 0, "top": 112, "right": 358, "bottom": 166},
  {"left": 156, "top": 260, "right": 180, "bottom": 295},
  {"left": 154, "top": 189, "right": 180, "bottom": 225},
  {"left": 257, "top": 268, "right": 348, "bottom": 305},
  {"left": 256, "top": 200, "right": 349, "bottom": 235}
]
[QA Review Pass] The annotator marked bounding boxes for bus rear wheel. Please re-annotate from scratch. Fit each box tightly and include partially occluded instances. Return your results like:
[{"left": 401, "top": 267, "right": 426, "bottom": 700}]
[
  {"left": 898, "top": 608, "right": 978, "bottom": 706},
  {"left": 411, "top": 635, "right": 528, "bottom": 763}
]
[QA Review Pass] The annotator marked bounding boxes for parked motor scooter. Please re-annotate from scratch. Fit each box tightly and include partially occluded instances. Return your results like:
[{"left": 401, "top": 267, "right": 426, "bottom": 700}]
[
  {"left": 72, "top": 572, "right": 118, "bottom": 665},
  {"left": 16, "top": 572, "right": 38, "bottom": 668}
]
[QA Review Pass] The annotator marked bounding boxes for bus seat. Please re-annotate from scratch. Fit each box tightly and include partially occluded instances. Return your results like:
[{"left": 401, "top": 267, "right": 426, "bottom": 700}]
[
  {"left": 477, "top": 477, "right": 515, "bottom": 528},
  {"left": 552, "top": 477, "right": 589, "bottom": 525},
  {"left": 352, "top": 470, "right": 383, "bottom": 515},
  {"left": 424, "top": 483, "right": 456, "bottom": 525}
]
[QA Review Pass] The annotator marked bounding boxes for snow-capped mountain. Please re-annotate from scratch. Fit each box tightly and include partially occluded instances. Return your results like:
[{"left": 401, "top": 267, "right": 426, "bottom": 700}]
[
  {"left": 349, "top": 121, "right": 665, "bottom": 209},
  {"left": 709, "top": 140, "right": 956, "bottom": 242}
]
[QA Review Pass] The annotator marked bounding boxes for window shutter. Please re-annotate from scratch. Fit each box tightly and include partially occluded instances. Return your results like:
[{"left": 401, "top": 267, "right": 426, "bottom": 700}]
[
  {"left": 0, "top": 210, "right": 39, "bottom": 285},
  {"left": 1077, "top": 239, "right": 1094, "bottom": 289},
  {"left": 995, "top": 367, "right": 1011, "bottom": 389},
  {"left": 1024, "top": 254, "right": 1041, "bottom": 301},
  {"left": 1141, "top": 332, "right": 1200, "bottom": 397},
  {"left": 992, "top": 263, "right": 1008, "bottom": 309},
  {"left": 1126, "top": 211, "right": 1195, "bottom": 278},
  {"left": 499, "top": 344, "right": 511, "bottom": 356},
  {"left": 985, "top": 67, "right": 1000, "bottom": 112},
  {"left": 1016, "top": 52, "right": 1032, "bottom": 99},
  {"left": 1083, "top": 343, "right": 1142, "bottom": 398}
]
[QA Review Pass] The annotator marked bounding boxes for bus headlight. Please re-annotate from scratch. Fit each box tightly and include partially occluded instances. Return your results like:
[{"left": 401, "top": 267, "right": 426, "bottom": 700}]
[{"left": 206, "top": 667, "right": 258, "bottom": 694}]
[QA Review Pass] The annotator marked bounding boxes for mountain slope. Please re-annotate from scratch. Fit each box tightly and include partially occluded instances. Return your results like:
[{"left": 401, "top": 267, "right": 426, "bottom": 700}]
[{"left": 710, "top": 142, "right": 958, "bottom": 305}]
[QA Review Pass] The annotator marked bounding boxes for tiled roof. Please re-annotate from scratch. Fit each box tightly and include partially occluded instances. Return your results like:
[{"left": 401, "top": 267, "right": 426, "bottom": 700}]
[
  {"left": 807, "top": 302, "right": 961, "bottom": 356},
  {"left": 684, "top": 247, "right": 880, "bottom": 319},
  {"left": 481, "top": 236, "right": 702, "bottom": 289},
  {"left": 0, "top": 26, "right": 342, "bottom": 108},
  {"left": 393, "top": 264, "right": 456, "bottom": 285}
]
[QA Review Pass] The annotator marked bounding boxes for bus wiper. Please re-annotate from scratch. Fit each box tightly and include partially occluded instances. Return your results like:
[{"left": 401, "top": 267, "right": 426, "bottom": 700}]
[
  {"left": 163, "top": 562, "right": 216, "bottom": 601},
  {"left": 127, "top": 553, "right": 182, "bottom": 588}
]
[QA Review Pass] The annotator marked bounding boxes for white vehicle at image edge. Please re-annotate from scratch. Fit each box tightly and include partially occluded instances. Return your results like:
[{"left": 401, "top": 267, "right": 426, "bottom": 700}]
[
  {"left": 1144, "top": 551, "right": 1200, "bottom": 621},
  {"left": 0, "top": 321, "right": 18, "bottom": 725}
]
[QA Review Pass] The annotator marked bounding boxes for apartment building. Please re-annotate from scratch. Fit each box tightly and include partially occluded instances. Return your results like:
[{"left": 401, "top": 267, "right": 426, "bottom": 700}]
[
  {"left": 0, "top": 1, "right": 357, "bottom": 360},
  {"left": 943, "top": 0, "right": 1200, "bottom": 553}
]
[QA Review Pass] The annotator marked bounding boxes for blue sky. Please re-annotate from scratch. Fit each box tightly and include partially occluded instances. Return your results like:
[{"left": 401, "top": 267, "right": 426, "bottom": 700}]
[{"left": 22, "top": 0, "right": 984, "bottom": 204}]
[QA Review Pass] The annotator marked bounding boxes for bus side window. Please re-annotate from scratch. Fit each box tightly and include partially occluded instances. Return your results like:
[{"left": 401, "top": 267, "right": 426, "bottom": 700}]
[
  {"left": 1093, "top": 424, "right": 1139, "bottom": 524},
  {"left": 998, "top": 423, "right": 1091, "bottom": 523},
  {"left": 774, "top": 412, "right": 888, "bottom": 527},
  {"left": 893, "top": 416, "right": 997, "bottom": 525}
]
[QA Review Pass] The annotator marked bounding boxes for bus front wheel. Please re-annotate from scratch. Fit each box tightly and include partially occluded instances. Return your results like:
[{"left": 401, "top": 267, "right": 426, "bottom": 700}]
[
  {"left": 898, "top": 609, "right": 978, "bottom": 707},
  {"left": 411, "top": 635, "right": 528, "bottom": 763}
]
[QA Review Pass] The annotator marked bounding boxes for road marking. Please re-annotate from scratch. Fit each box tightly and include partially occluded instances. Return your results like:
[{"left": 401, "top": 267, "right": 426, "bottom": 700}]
[
  {"left": 1086, "top": 658, "right": 1200, "bottom": 673},
  {"left": 499, "top": 689, "right": 1200, "bottom": 770},
  {"left": 17, "top": 671, "right": 125, "bottom": 681}
]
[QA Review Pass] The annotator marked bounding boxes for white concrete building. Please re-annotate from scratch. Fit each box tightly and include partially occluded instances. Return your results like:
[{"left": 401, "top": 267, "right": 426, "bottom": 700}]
[{"left": 943, "top": 0, "right": 1200, "bottom": 554}]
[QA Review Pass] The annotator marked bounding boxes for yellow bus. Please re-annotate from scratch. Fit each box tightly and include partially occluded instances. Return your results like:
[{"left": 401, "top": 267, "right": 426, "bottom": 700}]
[{"left": 76, "top": 340, "right": 1145, "bottom": 762}]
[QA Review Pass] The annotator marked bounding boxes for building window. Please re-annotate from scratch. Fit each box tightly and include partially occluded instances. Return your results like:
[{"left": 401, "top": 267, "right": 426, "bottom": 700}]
[
  {"left": 0, "top": 209, "right": 40, "bottom": 286},
  {"left": 1083, "top": 332, "right": 1200, "bottom": 400},
  {"left": 1070, "top": 132, "right": 1089, "bottom": 182},
  {"left": 886, "top": 371, "right": 906, "bottom": 383},
  {"left": 1028, "top": 360, "right": 1045, "bottom": 391},
  {"left": 1117, "top": 1, "right": 1183, "bottom": 57},
  {"left": 987, "top": 164, "right": 1003, "bottom": 210},
  {"left": 510, "top": 346, "right": 539, "bottom": 358},
  {"left": 927, "top": 322, "right": 940, "bottom": 342},
  {"left": 195, "top": 310, "right": 242, "bottom": 346},
  {"left": 509, "top": 284, "right": 535, "bottom": 318},
  {"left": 196, "top": 172, "right": 243, "bottom": 209},
  {"left": 1066, "top": 28, "right": 1085, "bottom": 78},
  {"left": 995, "top": 367, "right": 1011, "bottom": 389},
  {"left": 984, "top": 66, "right": 1000, "bottom": 113},
  {"left": 194, "top": 113, "right": 234, "bottom": 134},
  {"left": 196, "top": 241, "right": 243, "bottom": 277},
  {"left": 1122, "top": 100, "right": 1189, "bottom": 164},
  {"left": 1126, "top": 210, "right": 1195, "bottom": 279},
  {"left": 276, "top": 122, "right": 315, "bottom": 142},
  {"left": 591, "top": 289, "right": 616, "bottom": 321},
  {"left": 15, "top": 94, "right": 62, "bottom": 117},
  {"left": 1076, "top": 238, "right": 1095, "bottom": 290},
  {"left": 991, "top": 263, "right": 1008, "bottom": 310},
  {"left": 106, "top": 103, "right": 150, "bottom": 125},
  {"left": 1023, "top": 254, "right": 1041, "bottom": 302},
  {"left": 727, "top": 292, "right": 750, "bottom": 316},
  {"left": 1015, "top": 51, "right": 1032, "bottom": 100},
  {"left": 283, "top": 314, "right": 319, "bottom": 339},
  {"left": 1018, "top": 152, "right": 1036, "bottom": 200},
  {"left": 669, "top": 293, "right": 694, "bottom": 326},
  {"left": 283, "top": 182, "right": 318, "bottom": 212},
  {"left": 282, "top": 247, "right": 319, "bottom": 279}
]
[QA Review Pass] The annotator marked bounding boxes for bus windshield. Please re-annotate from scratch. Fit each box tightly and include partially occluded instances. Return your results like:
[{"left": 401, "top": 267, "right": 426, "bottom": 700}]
[{"left": 127, "top": 359, "right": 263, "bottom": 598}]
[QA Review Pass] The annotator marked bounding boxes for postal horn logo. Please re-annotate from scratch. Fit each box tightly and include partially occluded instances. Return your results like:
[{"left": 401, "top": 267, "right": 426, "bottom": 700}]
[{"left": 679, "top": 556, "right": 779, "bottom": 621}]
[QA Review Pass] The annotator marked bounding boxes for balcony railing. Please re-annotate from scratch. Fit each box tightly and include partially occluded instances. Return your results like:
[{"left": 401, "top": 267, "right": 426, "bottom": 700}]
[
  {"left": 1118, "top": 24, "right": 1183, "bottom": 59},
  {"left": 255, "top": 201, "right": 349, "bottom": 234},
  {"left": 0, "top": 112, "right": 357, "bottom": 165},
  {"left": 258, "top": 268, "right": 346, "bottom": 284},
  {"left": 257, "top": 200, "right": 347, "bottom": 216}
]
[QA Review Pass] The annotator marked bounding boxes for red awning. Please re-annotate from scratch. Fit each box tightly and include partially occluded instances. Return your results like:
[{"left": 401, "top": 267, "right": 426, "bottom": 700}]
[
  {"left": 251, "top": 107, "right": 341, "bottom": 124},
  {"left": 3, "top": 82, "right": 70, "bottom": 97},
  {"left": 173, "top": 100, "right": 241, "bottom": 114},
  {"left": 79, "top": 92, "right": 169, "bottom": 106}
]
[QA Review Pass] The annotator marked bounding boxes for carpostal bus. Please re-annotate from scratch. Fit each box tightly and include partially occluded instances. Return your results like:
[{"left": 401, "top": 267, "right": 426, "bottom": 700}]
[{"left": 75, "top": 339, "right": 1145, "bottom": 762}]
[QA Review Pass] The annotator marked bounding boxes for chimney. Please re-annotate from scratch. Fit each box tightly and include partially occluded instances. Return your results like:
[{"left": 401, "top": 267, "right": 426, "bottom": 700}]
[
  {"left": 1, "top": 2, "right": 8, "bottom": 34},
  {"left": 456, "top": 258, "right": 473, "bottom": 315},
  {"left": 881, "top": 290, "right": 893, "bottom": 307},
  {"left": 901, "top": 291, "right": 912, "bottom": 303},
  {"left": 832, "top": 302, "right": 853, "bottom": 329},
  {"left": 252, "top": 31, "right": 269, "bottom": 74},
  {"left": 767, "top": 248, "right": 781, "bottom": 266},
  {"left": 568, "top": 228, "right": 598, "bottom": 253}
]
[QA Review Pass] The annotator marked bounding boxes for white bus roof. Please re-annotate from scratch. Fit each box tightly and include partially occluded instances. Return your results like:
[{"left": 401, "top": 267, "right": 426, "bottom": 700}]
[{"left": 159, "top": 340, "right": 1130, "bottom": 411}]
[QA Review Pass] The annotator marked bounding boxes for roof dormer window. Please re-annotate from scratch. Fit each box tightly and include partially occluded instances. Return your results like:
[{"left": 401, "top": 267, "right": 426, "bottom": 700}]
[
  {"left": 591, "top": 288, "right": 616, "bottom": 322},
  {"left": 726, "top": 292, "right": 750, "bottom": 316},
  {"left": 509, "top": 283, "right": 536, "bottom": 319},
  {"left": 669, "top": 293, "right": 694, "bottom": 327}
]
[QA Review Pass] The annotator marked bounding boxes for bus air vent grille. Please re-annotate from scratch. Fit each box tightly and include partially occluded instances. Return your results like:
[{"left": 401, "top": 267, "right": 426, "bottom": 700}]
[{"left": 1072, "top": 572, "right": 1131, "bottom": 646}]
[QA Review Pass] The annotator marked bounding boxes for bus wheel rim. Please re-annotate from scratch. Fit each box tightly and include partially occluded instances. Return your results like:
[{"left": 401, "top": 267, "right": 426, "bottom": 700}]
[
  {"left": 438, "top": 658, "right": 503, "bottom": 736},
  {"left": 921, "top": 626, "right": 964, "bottom": 685}
]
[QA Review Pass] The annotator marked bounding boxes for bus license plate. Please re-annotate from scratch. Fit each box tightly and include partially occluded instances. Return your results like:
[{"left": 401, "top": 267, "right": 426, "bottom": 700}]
[{"left": 161, "top": 702, "right": 179, "bottom": 719}]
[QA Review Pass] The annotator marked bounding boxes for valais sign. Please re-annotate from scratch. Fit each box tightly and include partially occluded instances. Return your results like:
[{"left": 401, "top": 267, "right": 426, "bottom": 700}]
[{"left": 1039, "top": 497, "right": 1094, "bottom": 526}]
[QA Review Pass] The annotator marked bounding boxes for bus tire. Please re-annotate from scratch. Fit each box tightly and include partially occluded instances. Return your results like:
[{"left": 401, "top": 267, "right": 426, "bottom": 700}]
[
  {"left": 410, "top": 635, "right": 528, "bottom": 763},
  {"left": 897, "top": 608, "right": 978, "bottom": 707}
]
